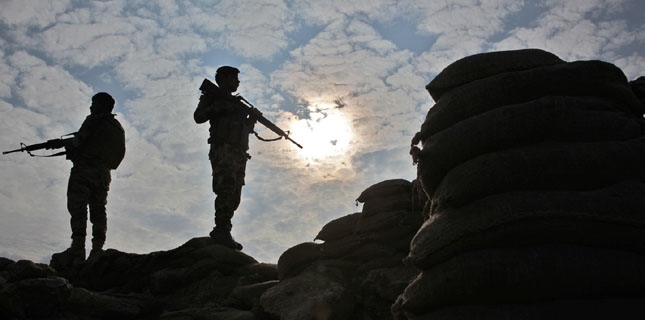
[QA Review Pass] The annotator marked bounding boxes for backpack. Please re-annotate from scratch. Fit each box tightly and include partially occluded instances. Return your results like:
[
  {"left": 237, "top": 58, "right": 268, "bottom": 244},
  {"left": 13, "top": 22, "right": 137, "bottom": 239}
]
[{"left": 100, "top": 117, "right": 126, "bottom": 170}]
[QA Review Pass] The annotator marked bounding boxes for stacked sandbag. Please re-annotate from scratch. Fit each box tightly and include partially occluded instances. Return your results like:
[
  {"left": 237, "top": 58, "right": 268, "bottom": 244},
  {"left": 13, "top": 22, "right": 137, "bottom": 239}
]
[
  {"left": 396, "top": 49, "right": 645, "bottom": 319},
  {"left": 261, "top": 179, "right": 424, "bottom": 320}
]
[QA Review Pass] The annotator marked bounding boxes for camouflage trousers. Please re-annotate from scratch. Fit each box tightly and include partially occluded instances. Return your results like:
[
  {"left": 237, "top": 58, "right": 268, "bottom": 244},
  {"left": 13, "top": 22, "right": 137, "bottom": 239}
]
[
  {"left": 67, "top": 166, "right": 111, "bottom": 249},
  {"left": 209, "top": 144, "right": 249, "bottom": 231}
]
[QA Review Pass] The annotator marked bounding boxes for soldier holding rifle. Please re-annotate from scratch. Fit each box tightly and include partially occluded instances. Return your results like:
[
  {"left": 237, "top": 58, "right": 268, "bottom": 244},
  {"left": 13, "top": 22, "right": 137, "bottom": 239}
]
[
  {"left": 5, "top": 92, "right": 125, "bottom": 265},
  {"left": 195, "top": 66, "right": 301, "bottom": 250}
]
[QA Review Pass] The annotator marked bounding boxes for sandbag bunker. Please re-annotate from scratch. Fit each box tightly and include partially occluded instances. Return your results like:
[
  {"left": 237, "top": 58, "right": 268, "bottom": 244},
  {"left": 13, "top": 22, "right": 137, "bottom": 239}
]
[
  {"left": 262, "top": 179, "right": 426, "bottom": 319},
  {"left": 396, "top": 49, "right": 645, "bottom": 319}
]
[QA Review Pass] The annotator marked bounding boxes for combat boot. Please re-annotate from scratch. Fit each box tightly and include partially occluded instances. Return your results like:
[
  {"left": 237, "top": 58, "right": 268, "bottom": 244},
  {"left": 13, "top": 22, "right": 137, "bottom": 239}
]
[
  {"left": 209, "top": 227, "right": 243, "bottom": 250},
  {"left": 51, "top": 237, "right": 86, "bottom": 267},
  {"left": 88, "top": 241, "right": 105, "bottom": 261}
]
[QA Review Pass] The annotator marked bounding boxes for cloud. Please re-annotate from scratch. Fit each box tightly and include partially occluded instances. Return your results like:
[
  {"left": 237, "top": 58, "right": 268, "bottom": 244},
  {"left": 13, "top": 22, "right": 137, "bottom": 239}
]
[
  {"left": 184, "top": 0, "right": 295, "bottom": 60},
  {"left": 289, "top": 0, "right": 401, "bottom": 25},
  {"left": 0, "top": 0, "right": 71, "bottom": 27}
]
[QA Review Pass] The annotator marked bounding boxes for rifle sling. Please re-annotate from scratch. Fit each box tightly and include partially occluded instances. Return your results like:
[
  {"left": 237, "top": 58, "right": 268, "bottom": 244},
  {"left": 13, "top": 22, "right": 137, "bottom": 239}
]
[
  {"left": 253, "top": 131, "right": 283, "bottom": 142},
  {"left": 27, "top": 150, "right": 67, "bottom": 158}
]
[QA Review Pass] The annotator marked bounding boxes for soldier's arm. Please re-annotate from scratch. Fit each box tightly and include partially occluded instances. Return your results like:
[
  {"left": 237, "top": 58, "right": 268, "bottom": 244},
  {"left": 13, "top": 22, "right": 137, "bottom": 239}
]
[
  {"left": 195, "top": 95, "right": 238, "bottom": 123},
  {"left": 66, "top": 116, "right": 93, "bottom": 150},
  {"left": 194, "top": 95, "right": 214, "bottom": 124}
]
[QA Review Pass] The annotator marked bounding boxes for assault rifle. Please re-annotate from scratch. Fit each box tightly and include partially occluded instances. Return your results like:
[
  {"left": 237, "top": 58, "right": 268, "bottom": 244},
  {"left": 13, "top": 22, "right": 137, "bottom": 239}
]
[
  {"left": 200, "top": 79, "right": 303, "bottom": 149},
  {"left": 3, "top": 133, "right": 75, "bottom": 156}
]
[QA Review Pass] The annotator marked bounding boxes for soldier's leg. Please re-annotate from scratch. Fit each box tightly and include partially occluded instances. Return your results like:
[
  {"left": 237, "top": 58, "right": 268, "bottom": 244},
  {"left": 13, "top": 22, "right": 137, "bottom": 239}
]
[
  {"left": 211, "top": 146, "right": 235, "bottom": 230},
  {"left": 213, "top": 151, "right": 246, "bottom": 230},
  {"left": 59, "top": 167, "right": 90, "bottom": 260},
  {"left": 89, "top": 170, "right": 111, "bottom": 252},
  {"left": 209, "top": 146, "right": 245, "bottom": 250},
  {"left": 67, "top": 168, "right": 89, "bottom": 246},
  {"left": 212, "top": 172, "right": 243, "bottom": 250}
]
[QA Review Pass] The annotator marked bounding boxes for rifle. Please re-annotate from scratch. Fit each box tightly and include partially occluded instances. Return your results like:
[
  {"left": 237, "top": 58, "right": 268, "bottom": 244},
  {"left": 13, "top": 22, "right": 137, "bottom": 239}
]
[
  {"left": 3, "top": 134, "right": 75, "bottom": 156},
  {"left": 200, "top": 79, "right": 303, "bottom": 149}
]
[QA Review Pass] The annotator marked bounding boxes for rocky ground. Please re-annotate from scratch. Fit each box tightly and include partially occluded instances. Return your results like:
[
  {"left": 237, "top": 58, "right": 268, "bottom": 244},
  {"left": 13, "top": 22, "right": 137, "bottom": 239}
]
[{"left": 0, "top": 178, "right": 425, "bottom": 320}]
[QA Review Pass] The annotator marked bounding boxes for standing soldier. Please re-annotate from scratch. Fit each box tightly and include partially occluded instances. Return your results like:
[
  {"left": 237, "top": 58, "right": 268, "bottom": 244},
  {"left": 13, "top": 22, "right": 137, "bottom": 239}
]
[
  {"left": 194, "top": 66, "right": 256, "bottom": 250},
  {"left": 51, "top": 92, "right": 126, "bottom": 265}
]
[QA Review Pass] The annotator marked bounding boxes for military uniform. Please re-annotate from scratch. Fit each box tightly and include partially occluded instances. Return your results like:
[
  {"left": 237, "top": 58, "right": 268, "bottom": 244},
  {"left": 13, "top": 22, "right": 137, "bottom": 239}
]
[
  {"left": 52, "top": 93, "right": 125, "bottom": 264},
  {"left": 194, "top": 74, "right": 255, "bottom": 249}
]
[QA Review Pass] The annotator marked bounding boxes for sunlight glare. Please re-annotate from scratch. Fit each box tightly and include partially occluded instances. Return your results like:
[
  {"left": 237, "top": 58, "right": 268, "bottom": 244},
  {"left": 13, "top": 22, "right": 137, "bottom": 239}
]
[{"left": 290, "top": 106, "right": 353, "bottom": 161}]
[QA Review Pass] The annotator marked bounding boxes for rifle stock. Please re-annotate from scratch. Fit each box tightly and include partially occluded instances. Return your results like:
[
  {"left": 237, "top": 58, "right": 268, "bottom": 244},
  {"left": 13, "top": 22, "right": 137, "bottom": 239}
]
[{"left": 200, "top": 79, "right": 303, "bottom": 149}]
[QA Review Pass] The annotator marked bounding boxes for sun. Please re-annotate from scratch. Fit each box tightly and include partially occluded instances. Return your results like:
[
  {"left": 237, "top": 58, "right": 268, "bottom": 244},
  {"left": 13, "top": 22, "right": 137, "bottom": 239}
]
[{"left": 289, "top": 106, "right": 353, "bottom": 161}]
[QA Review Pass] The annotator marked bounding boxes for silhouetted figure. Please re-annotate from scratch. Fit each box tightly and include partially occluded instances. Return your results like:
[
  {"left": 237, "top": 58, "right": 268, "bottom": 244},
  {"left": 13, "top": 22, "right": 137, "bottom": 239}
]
[
  {"left": 194, "top": 66, "right": 256, "bottom": 250},
  {"left": 51, "top": 92, "right": 126, "bottom": 264}
]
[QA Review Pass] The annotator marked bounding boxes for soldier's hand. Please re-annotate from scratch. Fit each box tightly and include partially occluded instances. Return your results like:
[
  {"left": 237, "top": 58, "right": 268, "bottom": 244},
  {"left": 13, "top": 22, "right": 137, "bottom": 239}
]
[
  {"left": 46, "top": 138, "right": 65, "bottom": 149},
  {"left": 250, "top": 108, "right": 263, "bottom": 118}
]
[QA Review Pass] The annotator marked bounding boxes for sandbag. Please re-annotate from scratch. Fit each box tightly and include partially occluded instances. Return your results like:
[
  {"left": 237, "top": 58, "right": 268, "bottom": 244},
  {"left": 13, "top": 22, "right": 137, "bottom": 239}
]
[
  {"left": 357, "top": 253, "right": 407, "bottom": 273},
  {"left": 340, "top": 243, "right": 398, "bottom": 263},
  {"left": 426, "top": 48, "right": 564, "bottom": 101},
  {"left": 363, "top": 225, "right": 416, "bottom": 249},
  {"left": 277, "top": 242, "right": 320, "bottom": 280},
  {"left": 356, "top": 179, "right": 411, "bottom": 204},
  {"left": 319, "top": 234, "right": 363, "bottom": 259},
  {"left": 399, "top": 245, "right": 645, "bottom": 315},
  {"left": 260, "top": 267, "right": 353, "bottom": 320},
  {"left": 361, "top": 193, "right": 411, "bottom": 216},
  {"left": 419, "top": 61, "right": 640, "bottom": 141},
  {"left": 224, "top": 280, "right": 279, "bottom": 310},
  {"left": 407, "top": 181, "right": 645, "bottom": 270},
  {"left": 418, "top": 96, "right": 644, "bottom": 197},
  {"left": 401, "top": 298, "right": 645, "bottom": 320},
  {"left": 314, "top": 212, "right": 361, "bottom": 242},
  {"left": 431, "top": 138, "right": 645, "bottom": 211},
  {"left": 629, "top": 76, "right": 645, "bottom": 106},
  {"left": 355, "top": 210, "right": 408, "bottom": 234},
  {"left": 360, "top": 266, "right": 419, "bottom": 302}
]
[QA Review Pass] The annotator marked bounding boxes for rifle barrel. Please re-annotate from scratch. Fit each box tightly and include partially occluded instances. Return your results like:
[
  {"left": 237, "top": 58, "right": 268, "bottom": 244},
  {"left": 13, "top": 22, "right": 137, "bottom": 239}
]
[
  {"left": 286, "top": 136, "right": 304, "bottom": 149},
  {"left": 2, "top": 148, "right": 24, "bottom": 155},
  {"left": 238, "top": 95, "right": 304, "bottom": 149}
]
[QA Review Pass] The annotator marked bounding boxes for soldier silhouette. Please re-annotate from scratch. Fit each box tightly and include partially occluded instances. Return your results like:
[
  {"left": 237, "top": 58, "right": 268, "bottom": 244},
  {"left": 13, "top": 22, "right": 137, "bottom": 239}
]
[
  {"left": 194, "top": 66, "right": 256, "bottom": 250},
  {"left": 51, "top": 92, "right": 126, "bottom": 265}
]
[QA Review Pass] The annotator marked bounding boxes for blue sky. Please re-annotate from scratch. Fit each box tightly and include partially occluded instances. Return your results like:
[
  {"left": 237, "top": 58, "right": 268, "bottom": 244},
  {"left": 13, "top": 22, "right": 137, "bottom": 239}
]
[{"left": 0, "top": 0, "right": 643, "bottom": 263}]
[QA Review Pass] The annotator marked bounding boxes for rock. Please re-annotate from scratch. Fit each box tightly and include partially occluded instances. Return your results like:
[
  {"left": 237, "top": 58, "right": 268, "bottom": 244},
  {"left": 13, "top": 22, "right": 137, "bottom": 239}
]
[
  {"left": 224, "top": 280, "right": 279, "bottom": 310},
  {"left": 260, "top": 266, "right": 353, "bottom": 320},
  {"left": 0, "top": 257, "right": 14, "bottom": 270},
  {"left": 1, "top": 236, "right": 272, "bottom": 319},
  {"left": 0, "top": 276, "right": 72, "bottom": 318},
  {"left": 66, "top": 287, "right": 156, "bottom": 319},
  {"left": 5, "top": 259, "right": 56, "bottom": 282},
  {"left": 160, "top": 306, "right": 256, "bottom": 320}
]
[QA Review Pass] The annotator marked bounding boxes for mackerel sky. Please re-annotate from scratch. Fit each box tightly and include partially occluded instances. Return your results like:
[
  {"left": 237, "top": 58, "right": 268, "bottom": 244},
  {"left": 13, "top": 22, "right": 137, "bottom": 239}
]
[{"left": 1, "top": 0, "right": 643, "bottom": 263}]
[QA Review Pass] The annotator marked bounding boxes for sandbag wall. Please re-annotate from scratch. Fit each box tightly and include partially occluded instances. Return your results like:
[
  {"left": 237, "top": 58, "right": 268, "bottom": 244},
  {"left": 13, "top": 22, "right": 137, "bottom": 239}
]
[
  {"left": 396, "top": 49, "right": 645, "bottom": 319},
  {"left": 260, "top": 179, "right": 425, "bottom": 320}
]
